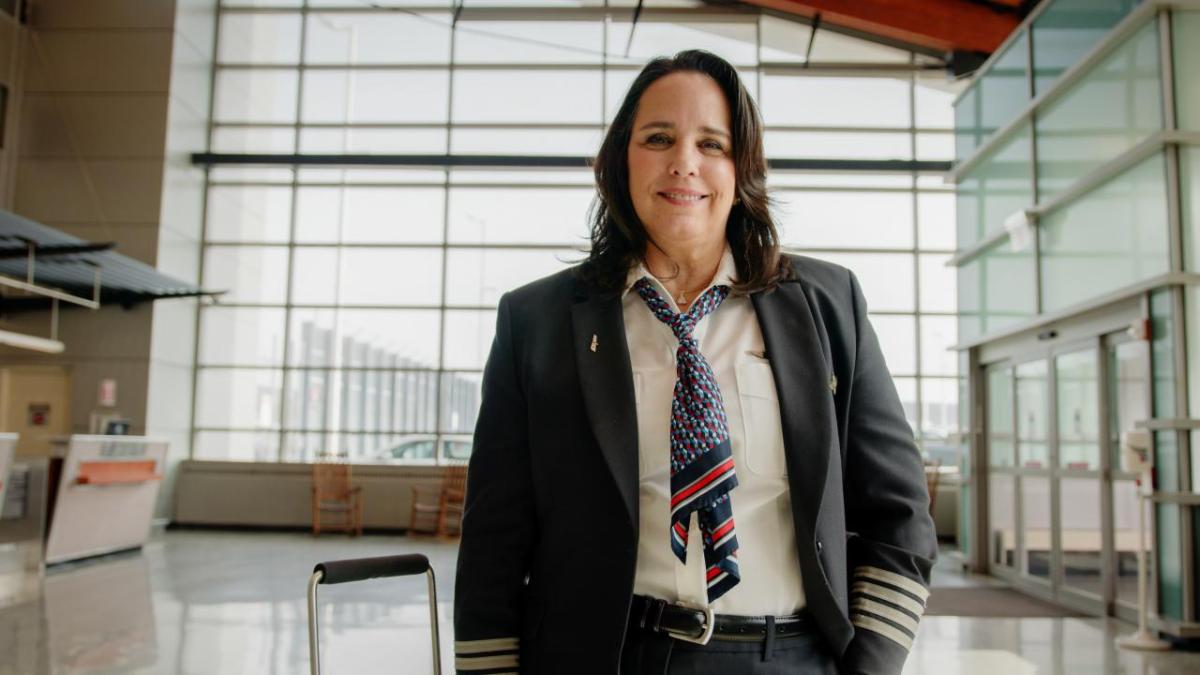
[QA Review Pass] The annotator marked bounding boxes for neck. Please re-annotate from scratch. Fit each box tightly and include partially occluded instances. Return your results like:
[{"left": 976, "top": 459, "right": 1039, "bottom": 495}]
[{"left": 643, "top": 238, "right": 725, "bottom": 303}]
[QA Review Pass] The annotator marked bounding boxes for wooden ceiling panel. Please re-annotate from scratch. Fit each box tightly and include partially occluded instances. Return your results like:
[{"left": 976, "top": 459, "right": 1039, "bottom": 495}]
[{"left": 740, "top": 0, "right": 1022, "bottom": 54}]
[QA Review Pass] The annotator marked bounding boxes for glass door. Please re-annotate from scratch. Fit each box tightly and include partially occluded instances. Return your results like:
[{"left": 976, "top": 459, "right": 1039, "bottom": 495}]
[
  {"left": 1053, "top": 346, "right": 1104, "bottom": 611},
  {"left": 1015, "top": 359, "right": 1052, "bottom": 585},
  {"left": 1105, "top": 332, "right": 1153, "bottom": 619},
  {"left": 986, "top": 366, "right": 1017, "bottom": 573},
  {"left": 983, "top": 328, "right": 1155, "bottom": 618}
]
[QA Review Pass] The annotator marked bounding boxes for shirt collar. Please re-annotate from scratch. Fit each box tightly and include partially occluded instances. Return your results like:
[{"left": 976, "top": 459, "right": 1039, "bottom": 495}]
[{"left": 622, "top": 244, "right": 738, "bottom": 301}]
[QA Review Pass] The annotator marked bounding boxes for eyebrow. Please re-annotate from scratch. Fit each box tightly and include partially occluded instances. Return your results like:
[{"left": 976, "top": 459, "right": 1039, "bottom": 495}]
[{"left": 636, "top": 121, "right": 731, "bottom": 140}]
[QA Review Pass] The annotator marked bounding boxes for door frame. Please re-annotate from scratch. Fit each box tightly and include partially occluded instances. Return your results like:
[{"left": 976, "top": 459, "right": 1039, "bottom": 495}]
[
  {"left": 1102, "top": 327, "right": 1156, "bottom": 624},
  {"left": 975, "top": 294, "right": 1147, "bottom": 618}
]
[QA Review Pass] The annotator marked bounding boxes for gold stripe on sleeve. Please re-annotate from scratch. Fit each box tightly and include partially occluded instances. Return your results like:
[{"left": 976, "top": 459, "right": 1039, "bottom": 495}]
[
  {"left": 854, "top": 566, "right": 930, "bottom": 602},
  {"left": 455, "top": 654, "right": 520, "bottom": 671},
  {"left": 851, "top": 580, "right": 926, "bottom": 617},
  {"left": 454, "top": 637, "right": 519, "bottom": 654},
  {"left": 851, "top": 613, "right": 914, "bottom": 651},
  {"left": 850, "top": 597, "right": 921, "bottom": 635}
]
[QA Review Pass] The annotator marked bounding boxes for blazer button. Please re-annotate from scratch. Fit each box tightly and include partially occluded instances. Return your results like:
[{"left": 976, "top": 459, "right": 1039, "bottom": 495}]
[{"left": 816, "top": 540, "right": 824, "bottom": 555}]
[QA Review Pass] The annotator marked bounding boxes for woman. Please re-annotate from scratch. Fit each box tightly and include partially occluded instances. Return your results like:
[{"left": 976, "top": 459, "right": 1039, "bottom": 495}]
[{"left": 453, "top": 50, "right": 936, "bottom": 675}]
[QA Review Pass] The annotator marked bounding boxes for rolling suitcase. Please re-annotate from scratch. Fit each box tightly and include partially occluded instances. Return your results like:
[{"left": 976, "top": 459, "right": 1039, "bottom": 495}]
[{"left": 306, "top": 553, "right": 442, "bottom": 674}]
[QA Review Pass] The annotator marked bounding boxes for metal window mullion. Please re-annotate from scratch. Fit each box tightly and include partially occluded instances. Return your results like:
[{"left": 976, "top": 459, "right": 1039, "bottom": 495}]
[
  {"left": 1165, "top": 284, "right": 1194, "bottom": 621},
  {"left": 341, "top": 341, "right": 354, "bottom": 456},
  {"left": 1159, "top": 7, "right": 1195, "bottom": 622},
  {"left": 194, "top": 152, "right": 951, "bottom": 173},
  {"left": 375, "top": 353, "right": 385, "bottom": 440},
  {"left": 191, "top": 0, "right": 226, "bottom": 462},
  {"left": 432, "top": 10, "right": 458, "bottom": 466},
  {"left": 327, "top": 22, "right": 356, "bottom": 457},
  {"left": 1013, "top": 365, "right": 1026, "bottom": 577},
  {"left": 601, "top": 1, "right": 608, "bottom": 129},
  {"left": 970, "top": 347, "right": 988, "bottom": 572},
  {"left": 1027, "top": 23, "right": 1044, "bottom": 319},
  {"left": 298, "top": 333, "right": 311, "bottom": 459},
  {"left": 276, "top": 2, "right": 310, "bottom": 463},
  {"left": 196, "top": 364, "right": 483, "bottom": 375},
  {"left": 213, "top": 60, "right": 936, "bottom": 74},
  {"left": 193, "top": 426, "right": 443, "bottom": 435},
  {"left": 1047, "top": 356, "right": 1063, "bottom": 593},
  {"left": 1160, "top": 10, "right": 1184, "bottom": 276},
  {"left": 908, "top": 57, "right": 924, "bottom": 452},
  {"left": 1138, "top": 291, "right": 1162, "bottom": 618},
  {"left": 755, "top": 7, "right": 763, "bottom": 112},
  {"left": 386, "top": 354, "right": 397, "bottom": 439},
  {"left": 211, "top": 120, "right": 956, "bottom": 135},
  {"left": 1097, "top": 333, "right": 1118, "bottom": 612}
]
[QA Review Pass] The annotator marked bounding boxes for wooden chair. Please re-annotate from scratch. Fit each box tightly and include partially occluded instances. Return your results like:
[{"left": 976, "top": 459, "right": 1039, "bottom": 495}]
[
  {"left": 312, "top": 461, "right": 363, "bottom": 537},
  {"left": 437, "top": 463, "right": 468, "bottom": 537},
  {"left": 924, "top": 458, "right": 943, "bottom": 517},
  {"left": 409, "top": 463, "right": 469, "bottom": 538}
]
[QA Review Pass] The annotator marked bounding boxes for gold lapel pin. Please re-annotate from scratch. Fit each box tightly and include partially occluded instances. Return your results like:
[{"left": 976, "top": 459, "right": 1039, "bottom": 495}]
[
  {"left": 590, "top": 334, "right": 598, "bottom": 353},
  {"left": 829, "top": 374, "right": 838, "bottom": 394}
]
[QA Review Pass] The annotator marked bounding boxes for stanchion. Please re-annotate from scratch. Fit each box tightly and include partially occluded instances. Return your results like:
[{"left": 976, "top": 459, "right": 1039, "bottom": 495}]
[{"left": 1116, "top": 430, "right": 1169, "bottom": 652}]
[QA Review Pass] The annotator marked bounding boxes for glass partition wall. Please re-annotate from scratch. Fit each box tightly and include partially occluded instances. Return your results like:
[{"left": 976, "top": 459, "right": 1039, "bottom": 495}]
[
  {"left": 958, "top": 0, "right": 1200, "bottom": 633},
  {"left": 196, "top": 1, "right": 963, "bottom": 467}
]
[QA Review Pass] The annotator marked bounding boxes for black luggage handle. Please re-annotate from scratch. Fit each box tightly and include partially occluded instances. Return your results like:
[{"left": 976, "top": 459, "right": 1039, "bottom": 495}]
[
  {"left": 313, "top": 554, "right": 431, "bottom": 585},
  {"left": 308, "top": 553, "right": 441, "bottom": 674}
]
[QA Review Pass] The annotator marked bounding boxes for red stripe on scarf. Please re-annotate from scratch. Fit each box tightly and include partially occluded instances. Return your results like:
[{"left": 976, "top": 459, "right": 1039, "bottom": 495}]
[{"left": 670, "top": 457, "right": 734, "bottom": 507}]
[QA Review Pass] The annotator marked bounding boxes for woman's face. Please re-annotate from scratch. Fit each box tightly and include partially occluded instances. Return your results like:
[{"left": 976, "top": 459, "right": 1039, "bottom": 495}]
[{"left": 626, "top": 71, "right": 736, "bottom": 253}]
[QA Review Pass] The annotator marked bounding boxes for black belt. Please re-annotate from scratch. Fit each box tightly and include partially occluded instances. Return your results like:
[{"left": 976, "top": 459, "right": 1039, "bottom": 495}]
[{"left": 629, "top": 594, "right": 813, "bottom": 645}]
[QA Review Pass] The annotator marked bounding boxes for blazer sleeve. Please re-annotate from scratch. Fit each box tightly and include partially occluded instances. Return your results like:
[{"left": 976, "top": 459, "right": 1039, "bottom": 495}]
[
  {"left": 453, "top": 292, "right": 536, "bottom": 674},
  {"left": 840, "top": 269, "right": 939, "bottom": 675}
]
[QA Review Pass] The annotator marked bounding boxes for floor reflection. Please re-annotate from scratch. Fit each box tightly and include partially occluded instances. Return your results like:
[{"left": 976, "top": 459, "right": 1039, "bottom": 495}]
[
  {"left": 0, "top": 530, "right": 1196, "bottom": 674},
  {"left": 910, "top": 616, "right": 1200, "bottom": 674},
  {"left": 45, "top": 553, "right": 156, "bottom": 672}
]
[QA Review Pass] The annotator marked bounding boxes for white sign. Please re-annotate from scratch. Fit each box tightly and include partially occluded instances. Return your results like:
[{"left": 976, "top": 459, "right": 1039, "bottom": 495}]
[
  {"left": 99, "top": 379, "right": 118, "bottom": 407},
  {"left": 1005, "top": 209, "right": 1034, "bottom": 253}
]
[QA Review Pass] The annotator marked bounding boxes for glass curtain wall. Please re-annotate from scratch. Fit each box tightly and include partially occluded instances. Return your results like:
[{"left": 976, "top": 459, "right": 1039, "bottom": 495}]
[
  {"left": 956, "top": 0, "right": 1200, "bottom": 625},
  {"left": 196, "top": 0, "right": 961, "bottom": 464}
]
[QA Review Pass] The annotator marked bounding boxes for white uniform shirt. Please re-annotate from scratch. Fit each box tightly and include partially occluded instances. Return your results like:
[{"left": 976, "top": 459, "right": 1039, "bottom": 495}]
[{"left": 623, "top": 245, "right": 807, "bottom": 616}]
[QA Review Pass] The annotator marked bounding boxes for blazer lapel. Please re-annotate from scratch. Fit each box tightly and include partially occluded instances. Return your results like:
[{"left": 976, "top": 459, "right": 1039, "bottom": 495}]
[
  {"left": 751, "top": 281, "right": 834, "bottom": 539},
  {"left": 571, "top": 290, "right": 639, "bottom": 530}
]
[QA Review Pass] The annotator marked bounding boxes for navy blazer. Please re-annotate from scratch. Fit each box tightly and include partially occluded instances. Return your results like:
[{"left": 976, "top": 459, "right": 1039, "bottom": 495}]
[{"left": 453, "top": 253, "right": 937, "bottom": 674}]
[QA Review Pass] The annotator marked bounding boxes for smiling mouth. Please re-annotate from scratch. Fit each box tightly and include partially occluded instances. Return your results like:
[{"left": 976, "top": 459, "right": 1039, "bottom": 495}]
[{"left": 658, "top": 192, "right": 708, "bottom": 204}]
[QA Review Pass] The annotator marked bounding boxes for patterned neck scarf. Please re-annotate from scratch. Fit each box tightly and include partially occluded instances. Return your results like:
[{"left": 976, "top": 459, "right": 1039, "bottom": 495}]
[{"left": 633, "top": 277, "right": 740, "bottom": 602}]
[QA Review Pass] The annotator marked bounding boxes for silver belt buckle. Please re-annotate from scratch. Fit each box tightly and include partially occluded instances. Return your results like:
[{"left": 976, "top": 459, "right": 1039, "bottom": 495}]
[{"left": 663, "top": 603, "right": 715, "bottom": 645}]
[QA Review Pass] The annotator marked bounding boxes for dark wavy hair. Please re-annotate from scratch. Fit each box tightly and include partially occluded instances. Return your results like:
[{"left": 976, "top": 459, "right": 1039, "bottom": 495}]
[{"left": 579, "top": 49, "right": 789, "bottom": 295}]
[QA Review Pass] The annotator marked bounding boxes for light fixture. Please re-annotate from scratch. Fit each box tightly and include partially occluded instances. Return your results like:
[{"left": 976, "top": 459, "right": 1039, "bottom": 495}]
[{"left": 0, "top": 328, "right": 65, "bottom": 354}]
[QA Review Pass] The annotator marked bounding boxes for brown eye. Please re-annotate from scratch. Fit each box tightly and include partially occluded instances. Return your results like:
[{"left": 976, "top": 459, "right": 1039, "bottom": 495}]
[
  {"left": 645, "top": 133, "right": 671, "bottom": 146},
  {"left": 701, "top": 140, "right": 726, "bottom": 153}
]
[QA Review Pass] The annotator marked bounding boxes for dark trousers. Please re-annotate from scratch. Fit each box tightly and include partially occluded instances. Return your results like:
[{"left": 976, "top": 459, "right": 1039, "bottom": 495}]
[{"left": 619, "top": 617, "right": 841, "bottom": 675}]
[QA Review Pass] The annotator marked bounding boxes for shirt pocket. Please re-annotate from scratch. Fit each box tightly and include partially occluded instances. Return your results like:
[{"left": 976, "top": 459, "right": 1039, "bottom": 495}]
[
  {"left": 633, "top": 369, "right": 671, "bottom": 476},
  {"left": 735, "top": 359, "right": 788, "bottom": 477}
]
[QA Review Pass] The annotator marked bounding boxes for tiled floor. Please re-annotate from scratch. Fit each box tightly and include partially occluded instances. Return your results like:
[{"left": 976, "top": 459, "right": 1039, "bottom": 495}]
[{"left": 0, "top": 530, "right": 1198, "bottom": 674}]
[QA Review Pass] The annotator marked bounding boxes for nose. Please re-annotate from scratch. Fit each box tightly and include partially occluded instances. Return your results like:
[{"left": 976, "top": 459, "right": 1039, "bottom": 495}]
[{"left": 667, "top": 143, "right": 699, "bottom": 177}]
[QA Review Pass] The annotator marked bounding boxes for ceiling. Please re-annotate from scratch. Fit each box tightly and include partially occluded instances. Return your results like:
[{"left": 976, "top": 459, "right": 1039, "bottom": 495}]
[{"left": 735, "top": 0, "right": 1032, "bottom": 59}]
